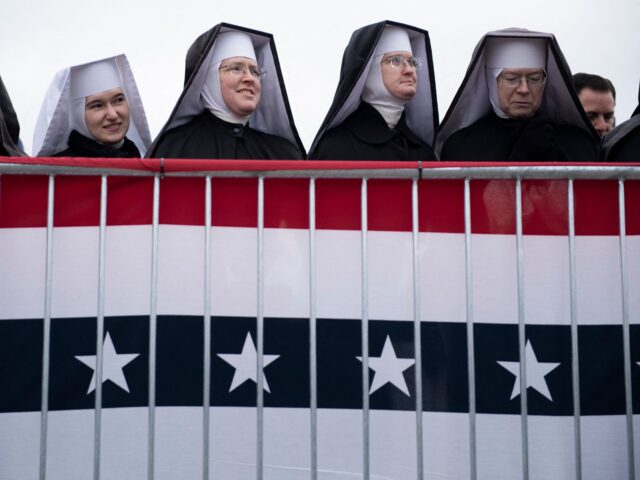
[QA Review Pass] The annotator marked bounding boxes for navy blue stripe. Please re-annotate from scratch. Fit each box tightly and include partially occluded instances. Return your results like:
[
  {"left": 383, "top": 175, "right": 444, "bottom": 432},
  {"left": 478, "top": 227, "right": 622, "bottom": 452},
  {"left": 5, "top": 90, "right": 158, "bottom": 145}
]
[{"left": 0, "top": 317, "right": 637, "bottom": 415}]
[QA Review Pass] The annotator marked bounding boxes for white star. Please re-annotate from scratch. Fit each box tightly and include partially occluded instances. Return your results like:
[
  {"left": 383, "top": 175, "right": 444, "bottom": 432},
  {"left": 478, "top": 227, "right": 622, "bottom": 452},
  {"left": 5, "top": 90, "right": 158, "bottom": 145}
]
[
  {"left": 357, "top": 335, "right": 415, "bottom": 396},
  {"left": 218, "top": 332, "right": 280, "bottom": 393},
  {"left": 497, "top": 340, "right": 560, "bottom": 401},
  {"left": 75, "top": 331, "right": 140, "bottom": 394}
]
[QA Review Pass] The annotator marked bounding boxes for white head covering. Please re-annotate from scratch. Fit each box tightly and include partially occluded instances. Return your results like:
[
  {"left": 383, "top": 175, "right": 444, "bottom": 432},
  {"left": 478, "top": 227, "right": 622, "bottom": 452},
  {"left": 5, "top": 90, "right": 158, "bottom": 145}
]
[
  {"left": 69, "top": 59, "right": 124, "bottom": 140},
  {"left": 362, "top": 25, "right": 413, "bottom": 128},
  {"left": 201, "top": 31, "right": 258, "bottom": 125},
  {"left": 484, "top": 37, "right": 547, "bottom": 118},
  {"left": 33, "top": 54, "right": 151, "bottom": 156}
]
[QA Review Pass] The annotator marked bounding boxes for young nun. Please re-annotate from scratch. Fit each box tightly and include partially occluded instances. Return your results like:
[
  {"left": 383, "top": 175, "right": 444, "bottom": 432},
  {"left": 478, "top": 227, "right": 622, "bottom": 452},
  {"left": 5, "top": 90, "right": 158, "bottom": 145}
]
[
  {"left": 308, "top": 21, "right": 438, "bottom": 161},
  {"left": 436, "top": 29, "right": 600, "bottom": 162},
  {"left": 33, "top": 55, "right": 150, "bottom": 158},
  {"left": 148, "top": 24, "right": 304, "bottom": 159}
]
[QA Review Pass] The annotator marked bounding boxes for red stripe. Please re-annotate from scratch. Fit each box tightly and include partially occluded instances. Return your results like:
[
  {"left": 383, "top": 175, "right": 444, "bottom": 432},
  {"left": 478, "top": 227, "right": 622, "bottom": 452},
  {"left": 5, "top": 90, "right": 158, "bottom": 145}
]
[
  {"left": 1, "top": 170, "right": 637, "bottom": 236},
  {"left": 0, "top": 175, "right": 49, "bottom": 228}
]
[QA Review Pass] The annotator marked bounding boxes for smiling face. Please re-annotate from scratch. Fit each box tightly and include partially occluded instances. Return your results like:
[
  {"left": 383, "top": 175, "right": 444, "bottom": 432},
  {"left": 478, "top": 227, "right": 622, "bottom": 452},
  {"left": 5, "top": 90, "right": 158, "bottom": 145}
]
[
  {"left": 219, "top": 56, "right": 262, "bottom": 116},
  {"left": 84, "top": 88, "right": 130, "bottom": 145},
  {"left": 497, "top": 68, "right": 546, "bottom": 119},
  {"left": 380, "top": 51, "right": 417, "bottom": 102}
]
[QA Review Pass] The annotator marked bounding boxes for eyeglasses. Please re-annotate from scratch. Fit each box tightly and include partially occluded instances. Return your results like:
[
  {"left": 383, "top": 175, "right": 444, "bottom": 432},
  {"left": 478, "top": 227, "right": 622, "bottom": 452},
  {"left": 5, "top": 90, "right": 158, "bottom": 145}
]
[
  {"left": 381, "top": 55, "right": 423, "bottom": 70},
  {"left": 498, "top": 72, "right": 547, "bottom": 88},
  {"left": 219, "top": 62, "right": 266, "bottom": 80}
]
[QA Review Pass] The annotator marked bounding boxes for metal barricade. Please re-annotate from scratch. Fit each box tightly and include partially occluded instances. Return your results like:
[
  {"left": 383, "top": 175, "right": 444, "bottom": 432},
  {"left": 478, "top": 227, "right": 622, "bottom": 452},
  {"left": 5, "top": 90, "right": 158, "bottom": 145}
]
[{"left": 0, "top": 159, "right": 638, "bottom": 480}]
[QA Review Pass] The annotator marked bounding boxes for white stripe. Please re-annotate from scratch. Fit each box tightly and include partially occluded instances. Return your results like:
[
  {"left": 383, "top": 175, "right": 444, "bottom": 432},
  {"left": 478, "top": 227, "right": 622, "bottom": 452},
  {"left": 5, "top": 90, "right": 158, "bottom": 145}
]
[
  {"left": 1, "top": 227, "right": 637, "bottom": 326},
  {"left": 0, "top": 228, "right": 46, "bottom": 320},
  {"left": 0, "top": 412, "right": 40, "bottom": 480},
  {"left": 2, "top": 410, "right": 636, "bottom": 479},
  {"left": 155, "top": 407, "right": 203, "bottom": 480}
]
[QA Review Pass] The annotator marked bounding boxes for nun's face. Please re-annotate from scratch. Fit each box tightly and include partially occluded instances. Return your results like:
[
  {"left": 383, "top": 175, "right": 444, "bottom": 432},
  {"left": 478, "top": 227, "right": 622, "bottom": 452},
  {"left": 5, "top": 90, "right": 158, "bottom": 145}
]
[
  {"left": 84, "top": 88, "right": 130, "bottom": 145},
  {"left": 497, "top": 68, "right": 545, "bottom": 119},
  {"left": 219, "top": 56, "right": 262, "bottom": 116},
  {"left": 380, "top": 51, "right": 417, "bottom": 101}
]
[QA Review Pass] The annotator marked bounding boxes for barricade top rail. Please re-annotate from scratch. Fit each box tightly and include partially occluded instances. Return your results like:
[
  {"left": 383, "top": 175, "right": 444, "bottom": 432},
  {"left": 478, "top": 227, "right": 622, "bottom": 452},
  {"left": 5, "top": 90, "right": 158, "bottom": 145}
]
[{"left": 0, "top": 157, "right": 639, "bottom": 179}]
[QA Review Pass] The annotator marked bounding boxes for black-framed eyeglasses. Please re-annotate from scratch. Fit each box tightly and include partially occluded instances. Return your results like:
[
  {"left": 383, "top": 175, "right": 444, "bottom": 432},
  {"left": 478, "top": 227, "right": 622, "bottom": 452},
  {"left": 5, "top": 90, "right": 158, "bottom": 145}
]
[{"left": 219, "top": 62, "right": 266, "bottom": 80}]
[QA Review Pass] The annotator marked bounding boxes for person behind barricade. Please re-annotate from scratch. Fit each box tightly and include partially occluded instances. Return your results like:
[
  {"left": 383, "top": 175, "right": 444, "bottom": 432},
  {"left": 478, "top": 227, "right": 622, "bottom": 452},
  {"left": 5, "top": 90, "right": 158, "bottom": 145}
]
[
  {"left": 603, "top": 81, "right": 640, "bottom": 162},
  {"left": 435, "top": 28, "right": 600, "bottom": 162},
  {"left": 308, "top": 21, "right": 438, "bottom": 160},
  {"left": 0, "top": 75, "right": 26, "bottom": 156},
  {"left": 33, "top": 55, "right": 151, "bottom": 158},
  {"left": 148, "top": 23, "right": 305, "bottom": 160},
  {"left": 572, "top": 72, "right": 616, "bottom": 138}
]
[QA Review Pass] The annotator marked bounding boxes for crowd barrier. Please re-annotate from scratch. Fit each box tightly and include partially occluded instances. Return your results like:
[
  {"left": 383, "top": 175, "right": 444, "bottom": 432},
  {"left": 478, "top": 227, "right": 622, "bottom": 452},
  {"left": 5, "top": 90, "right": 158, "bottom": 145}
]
[{"left": 0, "top": 157, "right": 639, "bottom": 480}]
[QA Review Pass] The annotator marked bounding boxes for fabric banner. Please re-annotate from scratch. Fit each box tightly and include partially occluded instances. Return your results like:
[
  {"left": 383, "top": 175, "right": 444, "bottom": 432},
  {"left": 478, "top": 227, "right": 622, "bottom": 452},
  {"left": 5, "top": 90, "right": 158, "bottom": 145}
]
[{"left": 1, "top": 165, "right": 639, "bottom": 480}]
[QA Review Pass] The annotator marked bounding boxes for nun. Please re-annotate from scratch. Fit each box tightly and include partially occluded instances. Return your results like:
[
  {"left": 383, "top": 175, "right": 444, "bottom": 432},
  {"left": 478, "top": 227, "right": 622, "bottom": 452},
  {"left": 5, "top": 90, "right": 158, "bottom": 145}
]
[
  {"left": 603, "top": 82, "right": 640, "bottom": 162},
  {"left": 148, "top": 23, "right": 305, "bottom": 160},
  {"left": 436, "top": 28, "right": 600, "bottom": 162},
  {"left": 33, "top": 55, "right": 151, "bottom": 157},
  {"left": 0, "top": 75, "right": 26, "bottom": 156},
  {"left": 308, "top": 20, "right": 438, "bottom": 160}
]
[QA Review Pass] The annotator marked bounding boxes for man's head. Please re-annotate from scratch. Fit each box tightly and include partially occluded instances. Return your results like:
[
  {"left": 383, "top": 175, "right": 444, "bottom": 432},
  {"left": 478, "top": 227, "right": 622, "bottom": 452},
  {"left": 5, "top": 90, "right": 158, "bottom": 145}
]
[
  {"left": 573, "top": 73, "right": 616, "bottom": 137},
  {"left": 485, "top": 37, "right": 548, "bottom": 119}
]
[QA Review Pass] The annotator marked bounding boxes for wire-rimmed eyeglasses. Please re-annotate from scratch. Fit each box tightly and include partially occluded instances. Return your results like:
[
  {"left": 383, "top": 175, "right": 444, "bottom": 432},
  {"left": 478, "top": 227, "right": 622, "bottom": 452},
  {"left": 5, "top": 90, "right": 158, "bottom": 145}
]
[
  {"left": 498, "top": 72, "right": 546, "bottom": 88},
  {"left": 381, "top": 55, "right": 423, "bottom": 71},
  {"left": 219, "top": 62, "right": 267, "bottom": 80}
]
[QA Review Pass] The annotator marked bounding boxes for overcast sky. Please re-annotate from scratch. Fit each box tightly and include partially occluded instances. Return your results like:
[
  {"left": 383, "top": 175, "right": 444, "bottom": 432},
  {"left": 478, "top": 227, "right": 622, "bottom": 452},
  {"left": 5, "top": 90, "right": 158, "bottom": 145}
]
[{"left": 2, "top": 0, "right": 639, "bottom": 155}]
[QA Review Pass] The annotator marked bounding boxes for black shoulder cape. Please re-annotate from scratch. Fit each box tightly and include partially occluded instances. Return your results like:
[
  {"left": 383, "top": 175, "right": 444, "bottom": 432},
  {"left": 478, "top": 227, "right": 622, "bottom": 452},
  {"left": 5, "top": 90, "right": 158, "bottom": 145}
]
[
  {"left": 53, "top": 130, "right": 141, "bottom": 158},
  {"left": 152, "top": 111, "right": 301, "bottom": 159},
  {"left": 440, "top": 114, "right": 599, "bottom": 162},
  {"left": 311, "top": 102, "right": 434, "bottom": 160}
]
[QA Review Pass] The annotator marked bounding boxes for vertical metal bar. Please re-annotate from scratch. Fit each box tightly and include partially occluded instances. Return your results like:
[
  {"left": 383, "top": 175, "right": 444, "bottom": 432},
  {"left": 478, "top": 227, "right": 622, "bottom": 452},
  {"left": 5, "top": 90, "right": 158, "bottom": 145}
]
[
  {"left": 203, "top": 176, "right": 212, "bottom": 480},
  {"left": 39, "top": 174, "right": 55, "bottom": 480},
  {"left": 257, "top": 176, "right": 265, "bottom": 480},
  {"left": 93, "top": 175, "right": 108, "bottom": 480},
  {"left": 148, "top": 175, "right": 160, "bottom": 480},
  {"left": 411, "top": 179, "right": 424, "bottom": 480},
  {"left": 309, "top": 178, "right": 318, "bottom": 480},
  {"left": 360, "top": 178, "right": 370, "bottom": 480},
  {"left": 464, "top": 178, "right": 477, "bottom": 480},
  {"left": 617, "top": 179, "right": 636, "bottom": 480},
  {"left": 515, "top": 178, "right": 529, "bottom": 480},
  {"left": 567, "top": 179, "right": 582, "bottom": 480}
]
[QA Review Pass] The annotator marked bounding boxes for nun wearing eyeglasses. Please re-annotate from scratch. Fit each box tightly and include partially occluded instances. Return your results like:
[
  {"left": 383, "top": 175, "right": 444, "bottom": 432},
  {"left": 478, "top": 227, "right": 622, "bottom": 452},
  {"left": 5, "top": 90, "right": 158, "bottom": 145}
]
[
  {"left": 436, "top": 28, "right": 599, "bottom": 162},
  {"left": 308, "top": 21, "right": 438, "bottom": 161},
  {"left": 148, "top": 23, "right": 305, "bottom": 159},
  {"left": 33, "top": 55, "right": 151, "bottom": 157}
]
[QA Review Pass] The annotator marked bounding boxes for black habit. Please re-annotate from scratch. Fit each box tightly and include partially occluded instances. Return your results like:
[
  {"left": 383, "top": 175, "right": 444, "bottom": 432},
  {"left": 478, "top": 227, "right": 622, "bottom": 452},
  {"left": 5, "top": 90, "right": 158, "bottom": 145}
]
[
  {"left": 0, "top": 76, "right": 25, "bottom": 156},
  {"left": 603, "top": 83, "right": 640, "bottom": 162},
  {"left": 440, "top": 114, "right": 599, "bottom": 162},
  {"left": 152, "top": 110, "right": 300, "bottom": 159},
  {"left": 308, "top": 20, "right": 438, "bottom": 160},
  {"left": 434, "top": 28, "right": 600, "bottom": 162},
  {"left": 312, "top": 102, "right": 434, "bottom": 160},
  {"left": 53, "top": 130, "right": 141, "bottom": 158},
  {"left": 147, "top": 23, "right": 305, "bottom": 160}
]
